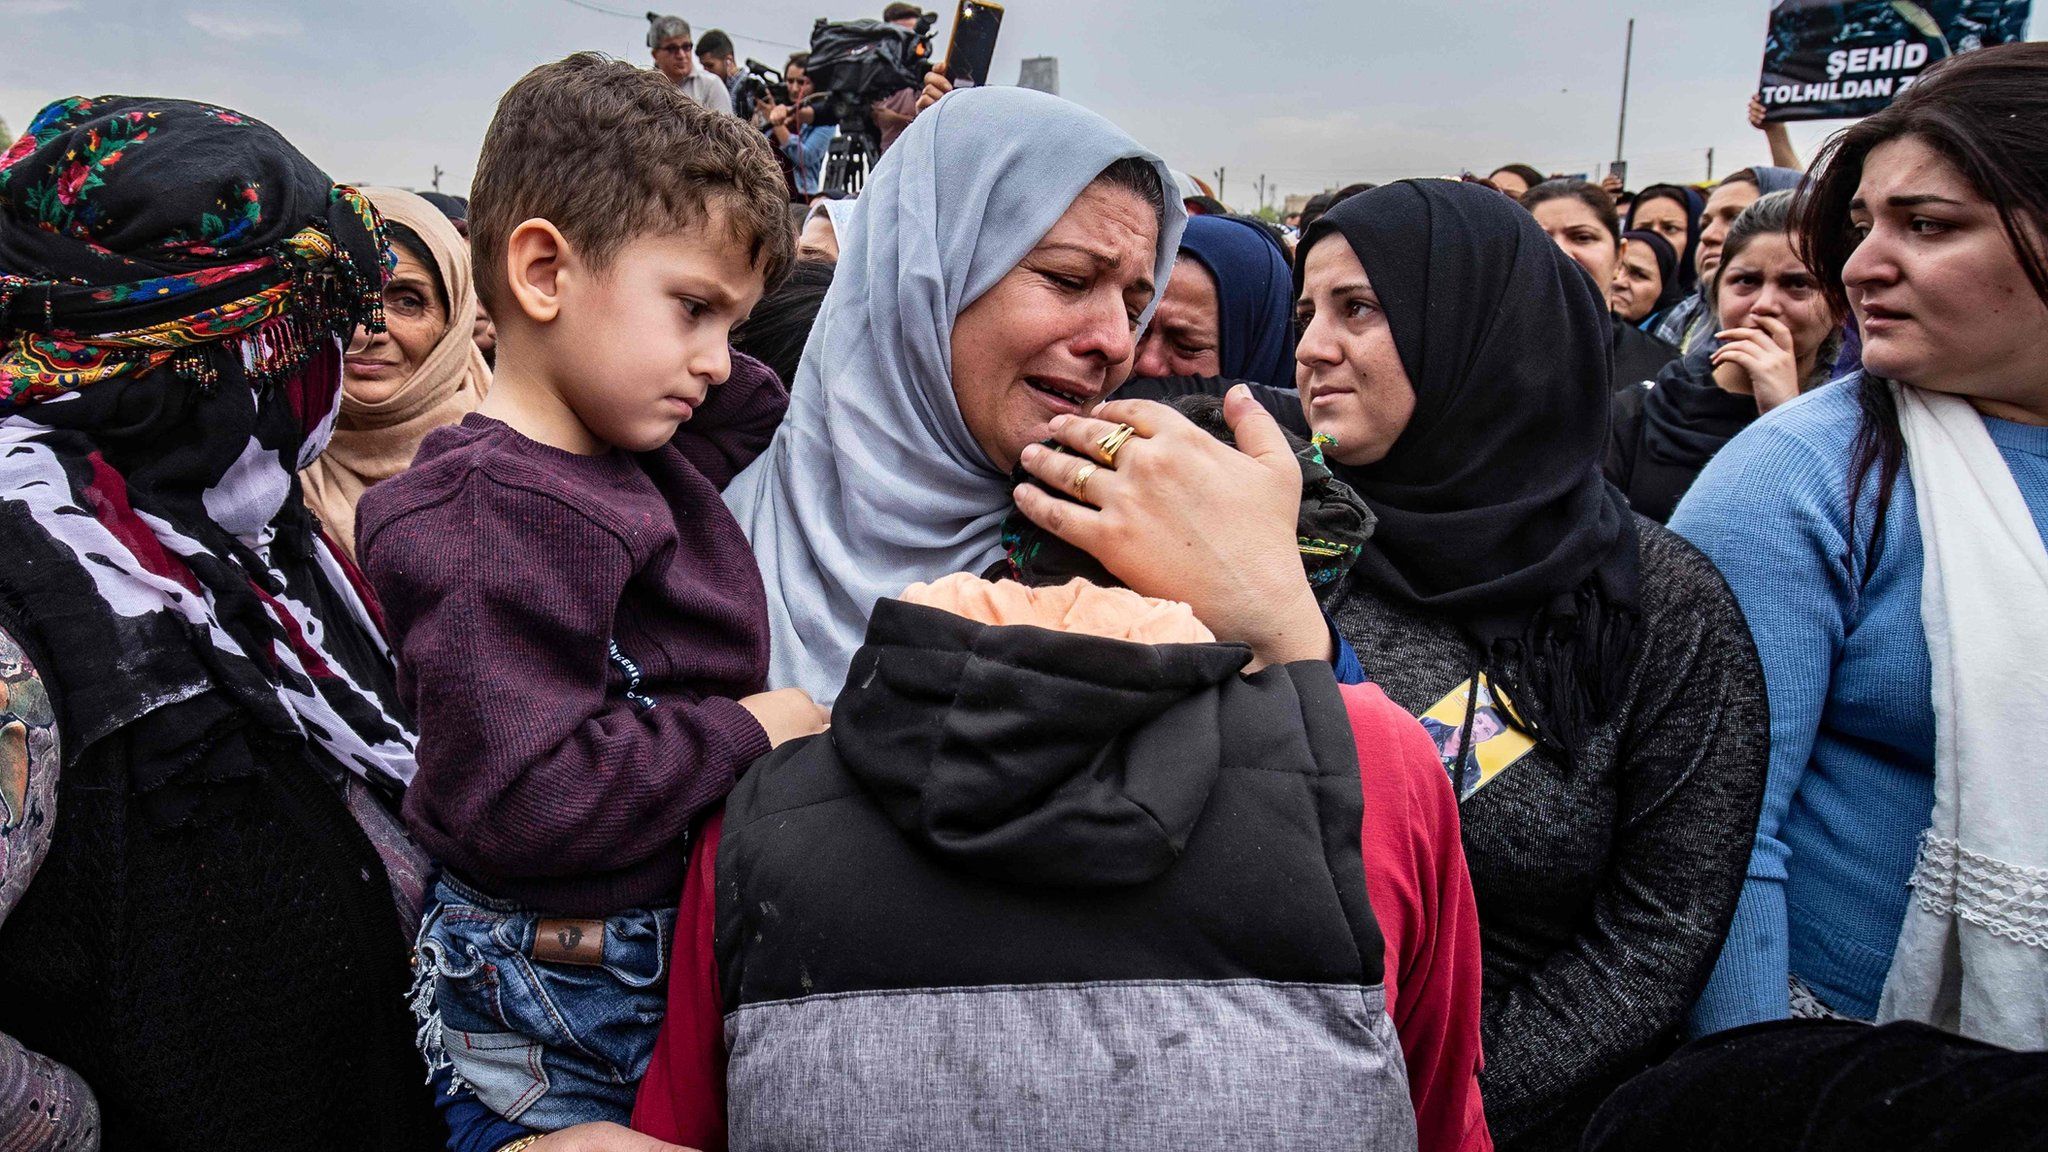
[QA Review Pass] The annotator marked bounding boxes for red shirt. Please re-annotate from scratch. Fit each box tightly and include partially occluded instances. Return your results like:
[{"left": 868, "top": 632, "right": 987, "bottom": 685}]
[
  {"left": 632, "top": 682, "right": 1490, "bottom": 1152},
  {"left": 1343, "top": 682, "right": 1493, "bottom": 1152}
]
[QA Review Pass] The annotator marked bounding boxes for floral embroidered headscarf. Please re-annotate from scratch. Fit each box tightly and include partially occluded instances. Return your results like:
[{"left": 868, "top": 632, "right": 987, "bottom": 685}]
[{"left": 0, "top": 95, "right": 387, "bottom": 410}]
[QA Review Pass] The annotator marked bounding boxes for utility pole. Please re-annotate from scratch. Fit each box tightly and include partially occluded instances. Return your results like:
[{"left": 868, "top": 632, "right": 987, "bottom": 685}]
[
  {"left": 432, "top": 164, "right": 445, "bottom": 193},
  {"left": 1614, "top": 18, "right": 1634, "bottom": 168},
  {"left": 1213, "top": 166, "right": 1225, "bottom": 206},
  {"left": 1255, "top": 173, "right": 1268, "bottom": 213},
  {"left": 1705, "top": 147, "right": 1715, "bottom": 182}
]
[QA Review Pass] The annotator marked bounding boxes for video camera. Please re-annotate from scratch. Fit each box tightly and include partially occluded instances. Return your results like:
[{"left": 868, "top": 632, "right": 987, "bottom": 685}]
[
  {"left": 806, "top": 13, "right": 935, "bottom": 109},
  {"left": 732, "top": 58, "right": 790, "bottom": 121},
  {"left": 805, "top": 13, "right": 936, "bottom": 194}
]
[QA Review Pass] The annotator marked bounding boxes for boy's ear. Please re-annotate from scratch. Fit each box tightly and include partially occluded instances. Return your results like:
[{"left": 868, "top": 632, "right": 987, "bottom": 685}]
[{"left": 503, "top": 218, "right": 571, "bottom": 325}]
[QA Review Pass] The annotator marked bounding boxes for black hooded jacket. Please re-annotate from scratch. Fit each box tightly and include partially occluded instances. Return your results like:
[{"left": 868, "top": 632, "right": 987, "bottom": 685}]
[
  {"left": 1606, "top": 349, "right": 1764, "bottom": 524},
  {"left": 701, "top": 599, "right": 1417, "bottom": 1149},
  {"left": 1612, "top": 319, "right": 1678, "bottom": 395}
]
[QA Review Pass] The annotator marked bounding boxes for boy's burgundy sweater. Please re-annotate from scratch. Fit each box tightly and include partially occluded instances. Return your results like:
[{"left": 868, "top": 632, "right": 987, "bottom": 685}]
[{"left": 356, "top": 353, "right": 786, "bottom": 916}]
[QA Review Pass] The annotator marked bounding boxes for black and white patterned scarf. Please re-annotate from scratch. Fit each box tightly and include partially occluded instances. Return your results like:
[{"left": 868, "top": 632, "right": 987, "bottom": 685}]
[{"left": 0, "top": 96, "right": 415, "bottom": 820}]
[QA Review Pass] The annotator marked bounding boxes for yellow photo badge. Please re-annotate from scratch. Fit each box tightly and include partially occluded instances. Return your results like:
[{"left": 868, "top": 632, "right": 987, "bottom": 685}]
[{"left": 1416, "top": 673, "right": 1538, "bottom": 801}]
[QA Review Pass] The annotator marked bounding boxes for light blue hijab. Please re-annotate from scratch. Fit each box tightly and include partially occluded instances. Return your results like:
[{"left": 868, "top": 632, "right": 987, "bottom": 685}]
[{"left": 725, "top": 86, "right": 1186, "bottom": 703}]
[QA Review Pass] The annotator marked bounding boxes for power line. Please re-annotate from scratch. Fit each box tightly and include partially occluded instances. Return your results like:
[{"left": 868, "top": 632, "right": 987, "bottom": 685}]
[
  {"left": 556, "top": 0, "right": 640, "bottom": 16},
  {"left": 550, "top": 0, "right": 805, "bottom": 50}
]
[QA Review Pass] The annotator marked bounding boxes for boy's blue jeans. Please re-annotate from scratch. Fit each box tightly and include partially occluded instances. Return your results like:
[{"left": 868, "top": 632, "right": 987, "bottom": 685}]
[{"left": 410, "top": 872, "right": 675, "bottom": 1131}]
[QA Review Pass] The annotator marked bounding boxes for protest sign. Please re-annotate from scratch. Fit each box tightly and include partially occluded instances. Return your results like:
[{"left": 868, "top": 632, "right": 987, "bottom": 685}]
[{"left": 1757, "top": 0, "right": 2031, "bottom": 122}]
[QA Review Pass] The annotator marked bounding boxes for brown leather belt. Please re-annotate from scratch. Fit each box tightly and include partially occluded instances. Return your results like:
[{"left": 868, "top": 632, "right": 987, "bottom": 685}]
[{"left": 532, "top": 918, "right": 607, "bottom": 967}]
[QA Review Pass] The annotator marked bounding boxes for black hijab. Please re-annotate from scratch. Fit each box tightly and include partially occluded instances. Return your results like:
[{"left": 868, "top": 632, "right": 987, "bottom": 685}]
[
  {"left": 1296, "top": 179, "right": 1640, "bottom": 758},
  {"left": 1627, "top": 183, "right": 1705, "bottom": 294},
  {"left": 1622, "top": 228, "right": 1685, "bottom": 318}
]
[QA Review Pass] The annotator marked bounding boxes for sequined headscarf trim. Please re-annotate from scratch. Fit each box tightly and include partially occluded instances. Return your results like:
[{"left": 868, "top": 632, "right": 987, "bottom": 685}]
[{"left": 0, "top": 95, "right": 387, "bottom": 411}]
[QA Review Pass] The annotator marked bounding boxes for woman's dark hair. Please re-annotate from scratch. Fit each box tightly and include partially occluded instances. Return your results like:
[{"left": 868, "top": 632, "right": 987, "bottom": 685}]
[
  {"left": 1626, "top": 183, "right": 1695, "bottom": 229},
  {"left": 1792, "top": 41, "right": 2048, "bottom": 565},
  {"left": 733, "top": 258, "right": 835, "bottom": 390},
  {"left": 383, "top": 221, "right": 449, "bottom": 314},
  {"left": 1521, "top": 178, "right": 1621, "bottom": 244},
  {"left": 1221, "top": 211, "right": 1289, "bottom": 259},
  {"left": 1708, "top": 190, "right": 1844, "bottom": 388},
  {"left": 1705, "top": 190, "right": 1799, "bottom": 320},
  {"left": 416, "top": 191, "right": 468, "bottom": 223},
  {"left": 1297, "top": 191, "right": 1338, "bottom": 232},
  {"left": 1298, "top": 183, "right": 1375, "bottom": 233},
  {"left": 1093, "top": 156, "right": 1167, "bottom": 230},
  {"left": 1490, "top": 163, "right": 1546, "bottom": 189}
]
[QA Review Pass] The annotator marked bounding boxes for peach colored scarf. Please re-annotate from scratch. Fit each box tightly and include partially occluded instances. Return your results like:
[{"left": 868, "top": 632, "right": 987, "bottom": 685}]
[
  {"left": 301, "top": 186, "right": 489, "bottom": 558},
  {"left": 900, "top": 573, "right": 1215, "bottom": 644}
]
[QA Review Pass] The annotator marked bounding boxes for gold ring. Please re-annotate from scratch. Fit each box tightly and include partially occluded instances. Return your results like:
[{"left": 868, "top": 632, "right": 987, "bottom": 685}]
[
  {"left": 1073, "top": 462, "right": 1098, "bottom": 500},
  {"left": 1097, "top": 423, "right": 1136, "bottom": 464}
]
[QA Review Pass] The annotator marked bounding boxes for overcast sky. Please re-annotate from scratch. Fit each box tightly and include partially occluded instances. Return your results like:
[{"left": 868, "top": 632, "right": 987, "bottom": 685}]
[{"left": 4, "top": 0, "right": 2039, "bottom": 207}]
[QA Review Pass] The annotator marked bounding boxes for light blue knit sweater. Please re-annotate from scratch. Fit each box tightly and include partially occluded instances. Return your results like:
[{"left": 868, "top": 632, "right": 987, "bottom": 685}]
[{"left": 1671, "top": 377, "right": 2048, "bottom": 1033}]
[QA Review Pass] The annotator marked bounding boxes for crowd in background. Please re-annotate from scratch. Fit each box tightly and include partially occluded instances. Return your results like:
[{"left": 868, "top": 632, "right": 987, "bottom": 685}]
[{"left": 0, "top": 13, "right": 2045, "bottom": 1152}]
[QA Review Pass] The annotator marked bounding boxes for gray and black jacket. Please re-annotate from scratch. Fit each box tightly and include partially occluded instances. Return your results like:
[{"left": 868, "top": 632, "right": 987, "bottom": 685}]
[{"left": 638, "top": 598, "right": 1418, "bottom": 1151}]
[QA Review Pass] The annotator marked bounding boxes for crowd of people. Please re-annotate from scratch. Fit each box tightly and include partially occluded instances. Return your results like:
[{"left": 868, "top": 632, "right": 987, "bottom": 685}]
[{"left": 0, "top": 14, "right": 2045, "bottom": 1152}]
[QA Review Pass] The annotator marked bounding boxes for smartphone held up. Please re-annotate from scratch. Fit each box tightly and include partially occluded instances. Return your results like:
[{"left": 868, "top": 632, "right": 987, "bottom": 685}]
[{"left": 944, "top": 0, "right": 1003, "bottom": 89}]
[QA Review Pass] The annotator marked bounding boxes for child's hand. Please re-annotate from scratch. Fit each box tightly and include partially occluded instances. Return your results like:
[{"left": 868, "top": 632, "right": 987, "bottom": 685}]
[{"left": 740, "top": 687, "right": 830, "bottom": 746}]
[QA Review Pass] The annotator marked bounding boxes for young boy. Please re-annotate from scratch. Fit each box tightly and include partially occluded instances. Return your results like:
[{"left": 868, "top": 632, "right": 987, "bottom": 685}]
[{"left": 356, "top": 53, "right": 826, "bottom": 1133}]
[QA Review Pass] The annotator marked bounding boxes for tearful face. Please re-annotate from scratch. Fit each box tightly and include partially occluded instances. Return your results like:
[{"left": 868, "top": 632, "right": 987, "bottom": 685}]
[{"left": 948, "top": 181, "right": 1161, "bottom": 472}]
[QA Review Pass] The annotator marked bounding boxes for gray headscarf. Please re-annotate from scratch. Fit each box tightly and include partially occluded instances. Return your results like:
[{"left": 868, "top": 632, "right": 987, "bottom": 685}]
[
  {"left": 1749, "top": 165, "right": 1805, "bottom": 196},
  {"left": 725, "top": 86, "right": 1186, "bottom": 703}
]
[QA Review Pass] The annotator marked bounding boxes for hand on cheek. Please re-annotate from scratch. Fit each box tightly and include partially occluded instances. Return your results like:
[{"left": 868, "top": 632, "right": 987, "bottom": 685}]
[{"left": 1013, "top": 390, "right": 1331, "bottom": 670}]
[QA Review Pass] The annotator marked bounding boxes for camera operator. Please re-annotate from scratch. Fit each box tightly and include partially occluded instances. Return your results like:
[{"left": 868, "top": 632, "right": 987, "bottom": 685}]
[
  {"left": 730, "top": 57, "right": 790, "bottom": 125},
  {"left": 871, "top": 3, "right": 925, "bottom": 152},
  {"left": 647, "top": 14, "right": 735, "bottom": 114},
  {"left": 759, "top": 53, "right": 837, "bottom": 198},
  {"left": 696, "top": 29, "right": 746, "bottom": 109}
]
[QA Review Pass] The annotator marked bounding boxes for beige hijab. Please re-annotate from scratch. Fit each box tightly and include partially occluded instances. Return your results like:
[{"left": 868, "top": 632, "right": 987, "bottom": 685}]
[{"left": 301, "top": 186, "right": 489, "bottom": 558}]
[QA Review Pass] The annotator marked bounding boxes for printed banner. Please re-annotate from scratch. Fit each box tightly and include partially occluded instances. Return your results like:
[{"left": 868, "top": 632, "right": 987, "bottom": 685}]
[{"left": 1757, "top": 0, "right": 2031, "bottom": 122}]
